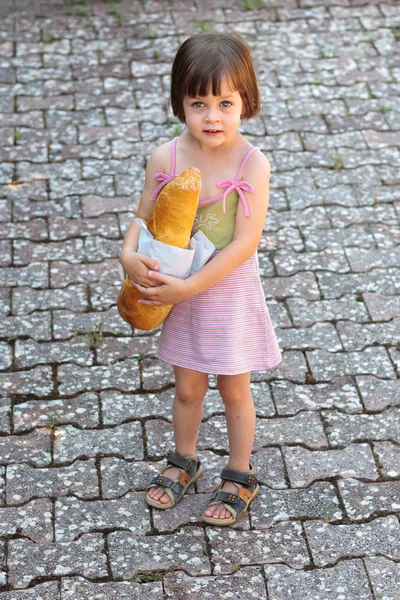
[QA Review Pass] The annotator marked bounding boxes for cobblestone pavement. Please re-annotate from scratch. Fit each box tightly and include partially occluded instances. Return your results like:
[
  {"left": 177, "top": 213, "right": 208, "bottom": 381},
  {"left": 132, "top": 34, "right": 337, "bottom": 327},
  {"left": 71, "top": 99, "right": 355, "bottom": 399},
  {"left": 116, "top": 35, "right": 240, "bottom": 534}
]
[{"left": 0, "top": 0, "right": 399, "bottom": 597}]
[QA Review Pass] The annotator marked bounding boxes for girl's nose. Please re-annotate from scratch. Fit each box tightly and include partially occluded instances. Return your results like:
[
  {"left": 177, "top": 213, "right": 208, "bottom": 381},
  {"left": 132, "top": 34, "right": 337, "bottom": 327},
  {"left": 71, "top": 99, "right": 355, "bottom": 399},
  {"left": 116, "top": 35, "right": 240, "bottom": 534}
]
[{"left": 205, "top": 108, "right": 220, "bottom": 122}]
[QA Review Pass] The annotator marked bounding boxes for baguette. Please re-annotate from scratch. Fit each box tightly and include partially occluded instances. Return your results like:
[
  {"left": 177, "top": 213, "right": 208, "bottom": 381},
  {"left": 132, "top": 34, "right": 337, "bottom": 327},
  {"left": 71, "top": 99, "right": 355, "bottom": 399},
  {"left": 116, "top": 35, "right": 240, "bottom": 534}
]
[{"left": 117, "top": 167, "right": 201, "bottom": 330}]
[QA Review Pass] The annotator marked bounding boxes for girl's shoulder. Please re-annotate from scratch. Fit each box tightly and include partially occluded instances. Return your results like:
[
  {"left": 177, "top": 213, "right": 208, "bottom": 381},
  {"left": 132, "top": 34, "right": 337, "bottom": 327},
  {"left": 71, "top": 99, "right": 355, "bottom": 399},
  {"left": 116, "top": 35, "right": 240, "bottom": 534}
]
[{"left": 147, "top": 139, "right": 175, "bottom": 175}]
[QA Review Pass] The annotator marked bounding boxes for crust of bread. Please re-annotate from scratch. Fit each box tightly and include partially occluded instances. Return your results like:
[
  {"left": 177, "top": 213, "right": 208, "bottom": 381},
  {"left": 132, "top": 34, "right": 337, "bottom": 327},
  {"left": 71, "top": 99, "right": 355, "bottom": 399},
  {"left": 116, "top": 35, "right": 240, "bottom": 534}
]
[{"left": 117, "top": 168, "right": 201, "bottom": 330}]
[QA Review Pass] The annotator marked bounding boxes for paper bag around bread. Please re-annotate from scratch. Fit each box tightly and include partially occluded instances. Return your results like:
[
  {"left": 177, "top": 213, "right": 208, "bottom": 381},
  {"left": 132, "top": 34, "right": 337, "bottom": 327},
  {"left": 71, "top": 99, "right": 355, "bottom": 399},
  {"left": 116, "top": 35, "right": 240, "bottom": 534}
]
[{"left": 117, "top": 167, "right": 201, "bottom": 331}]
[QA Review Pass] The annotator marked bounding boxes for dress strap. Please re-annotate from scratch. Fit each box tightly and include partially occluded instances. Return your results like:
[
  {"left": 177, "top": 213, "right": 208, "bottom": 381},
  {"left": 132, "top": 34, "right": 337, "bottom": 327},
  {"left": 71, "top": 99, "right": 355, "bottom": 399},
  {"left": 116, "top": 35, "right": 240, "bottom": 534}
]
[
  {"left": 215, "top": 146, "right": 260, "bottom": 217},
  {"left": 150, "top": 137, "right": 178, "bottom": 201},
  {"left": 234, "top": 146, "right": 259, "bottom": 181}
]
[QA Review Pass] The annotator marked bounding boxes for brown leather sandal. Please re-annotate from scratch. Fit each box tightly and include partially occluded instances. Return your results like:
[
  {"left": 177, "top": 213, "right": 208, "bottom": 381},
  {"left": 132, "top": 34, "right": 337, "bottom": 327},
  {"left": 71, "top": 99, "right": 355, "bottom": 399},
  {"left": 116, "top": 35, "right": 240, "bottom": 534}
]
[
  {"left": 145, "top": 450, "right": 203, "bottom": 510},
  {"left": 201, "top": 459, "right": 259, "bottom": 526}
]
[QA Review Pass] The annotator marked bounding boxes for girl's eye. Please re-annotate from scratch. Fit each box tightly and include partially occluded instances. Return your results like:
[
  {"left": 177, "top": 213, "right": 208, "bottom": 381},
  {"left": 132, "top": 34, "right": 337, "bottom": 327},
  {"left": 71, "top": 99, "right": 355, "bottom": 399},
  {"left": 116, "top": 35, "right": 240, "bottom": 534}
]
[
  {"left": 221, "top": 101, "right": 232, "bottom": 107},
  {"left": 192, "top": 101, "right": 204, "bottom": 108}
]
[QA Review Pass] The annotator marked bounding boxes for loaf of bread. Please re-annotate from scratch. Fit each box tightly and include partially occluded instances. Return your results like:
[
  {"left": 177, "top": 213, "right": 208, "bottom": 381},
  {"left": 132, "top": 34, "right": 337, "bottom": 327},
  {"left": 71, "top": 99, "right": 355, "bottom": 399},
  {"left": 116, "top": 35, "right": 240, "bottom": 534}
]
[{"left": 117, "top": 167, "right": 201, "bottom": 330}]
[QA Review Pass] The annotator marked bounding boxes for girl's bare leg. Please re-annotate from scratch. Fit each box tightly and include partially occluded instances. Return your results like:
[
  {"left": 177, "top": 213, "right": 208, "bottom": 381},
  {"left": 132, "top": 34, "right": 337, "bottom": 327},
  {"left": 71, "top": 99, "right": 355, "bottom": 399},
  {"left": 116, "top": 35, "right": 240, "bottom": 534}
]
[
  {"left": 148, "top": 365, "right": 208, "bottom": 504},
  {"left": 203, "top": 371, "right": 256, "bottom": 520}
]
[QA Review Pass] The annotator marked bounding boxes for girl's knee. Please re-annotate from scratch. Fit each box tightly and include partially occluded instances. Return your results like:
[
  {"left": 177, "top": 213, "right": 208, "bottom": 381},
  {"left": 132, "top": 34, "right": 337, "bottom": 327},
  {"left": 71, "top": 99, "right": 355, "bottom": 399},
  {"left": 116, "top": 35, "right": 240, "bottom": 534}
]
[
  {"left": 217, "top": 373, "right": 252, "bottom": 405},
  {"left": 175, "top": 387, "right": 206, "bottom": 405}
]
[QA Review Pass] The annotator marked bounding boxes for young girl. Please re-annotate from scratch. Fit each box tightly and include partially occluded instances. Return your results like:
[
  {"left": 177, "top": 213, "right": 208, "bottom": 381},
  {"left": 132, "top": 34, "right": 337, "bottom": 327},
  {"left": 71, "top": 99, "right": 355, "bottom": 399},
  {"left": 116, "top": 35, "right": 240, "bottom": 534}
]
[{"left": 119, "top": 32, "right": 282, "bottom": 526}]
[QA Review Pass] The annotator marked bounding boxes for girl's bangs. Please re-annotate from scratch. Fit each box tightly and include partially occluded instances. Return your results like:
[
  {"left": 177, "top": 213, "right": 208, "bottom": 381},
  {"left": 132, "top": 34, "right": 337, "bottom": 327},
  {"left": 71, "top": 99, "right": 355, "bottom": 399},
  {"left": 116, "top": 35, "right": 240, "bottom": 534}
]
[{"left": 184, "top": 66, "right": 238, "bottom": 98}]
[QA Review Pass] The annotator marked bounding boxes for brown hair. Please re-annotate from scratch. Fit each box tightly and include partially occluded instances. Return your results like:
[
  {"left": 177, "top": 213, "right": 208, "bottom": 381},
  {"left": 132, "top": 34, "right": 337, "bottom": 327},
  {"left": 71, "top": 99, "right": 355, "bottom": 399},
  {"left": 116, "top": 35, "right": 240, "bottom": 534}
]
[{"left": 170, "top": 32, "right": 261, "bottom": 123}]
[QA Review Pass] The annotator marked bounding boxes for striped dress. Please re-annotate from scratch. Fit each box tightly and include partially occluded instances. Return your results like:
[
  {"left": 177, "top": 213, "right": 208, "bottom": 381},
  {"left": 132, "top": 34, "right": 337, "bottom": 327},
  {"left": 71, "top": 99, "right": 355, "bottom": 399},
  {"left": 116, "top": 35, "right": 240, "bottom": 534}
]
[{"left": 151, "top": 137, "right": 282, "bottom": 375}]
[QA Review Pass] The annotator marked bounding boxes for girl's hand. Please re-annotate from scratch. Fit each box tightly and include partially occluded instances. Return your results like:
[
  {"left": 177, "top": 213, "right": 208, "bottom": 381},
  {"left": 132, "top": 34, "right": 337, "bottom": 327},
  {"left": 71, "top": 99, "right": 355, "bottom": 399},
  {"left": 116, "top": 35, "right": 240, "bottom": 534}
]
[
  {"left": 135, "top": 271, "right": 189, "bottom": 306},
  {"left": 120, "top": 252, "right": 160, "bottom": 288}
]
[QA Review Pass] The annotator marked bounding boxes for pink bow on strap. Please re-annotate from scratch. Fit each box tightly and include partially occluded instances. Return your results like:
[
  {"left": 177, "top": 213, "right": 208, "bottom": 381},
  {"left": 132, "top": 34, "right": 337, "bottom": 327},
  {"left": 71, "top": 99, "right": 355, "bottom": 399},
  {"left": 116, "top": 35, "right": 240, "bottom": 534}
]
[
  {"left": 151, "top": 172, "right": 177, "bottom": 201},
  {"left": 216, "top": 179, "right": 254, "bottom": 217}
]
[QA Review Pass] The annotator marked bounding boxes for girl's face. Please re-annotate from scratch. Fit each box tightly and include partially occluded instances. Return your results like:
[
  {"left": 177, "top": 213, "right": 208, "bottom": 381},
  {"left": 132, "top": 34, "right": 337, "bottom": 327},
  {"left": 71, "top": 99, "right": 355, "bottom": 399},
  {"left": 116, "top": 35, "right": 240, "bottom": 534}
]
[{"left": 182, "top": 75, "right": 243, "bottom": 148}]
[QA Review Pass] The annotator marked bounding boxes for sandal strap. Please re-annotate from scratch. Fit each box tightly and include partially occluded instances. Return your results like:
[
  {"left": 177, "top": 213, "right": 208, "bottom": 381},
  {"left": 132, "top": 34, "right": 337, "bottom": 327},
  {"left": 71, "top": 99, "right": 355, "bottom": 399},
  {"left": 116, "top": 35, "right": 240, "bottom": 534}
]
[
  {"left": 220, "top": 467, "right": 257, "bottom": 487},
  {"left": 209, "top": 489, "right": 247, "bottom": 514},
  {"left": 149, "top": 473, "right": 185, "bottom": 496},
  {"left": 166, "top": 450, "right": 199, "bottom": 477}
]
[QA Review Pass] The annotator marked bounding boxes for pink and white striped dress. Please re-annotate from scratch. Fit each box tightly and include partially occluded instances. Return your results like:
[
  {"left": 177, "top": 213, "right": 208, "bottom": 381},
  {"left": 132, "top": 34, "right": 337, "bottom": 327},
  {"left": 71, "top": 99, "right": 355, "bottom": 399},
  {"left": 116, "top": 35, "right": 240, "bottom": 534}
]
[{"left": 151, "top": 137, "right": 282, "bottom": 375}]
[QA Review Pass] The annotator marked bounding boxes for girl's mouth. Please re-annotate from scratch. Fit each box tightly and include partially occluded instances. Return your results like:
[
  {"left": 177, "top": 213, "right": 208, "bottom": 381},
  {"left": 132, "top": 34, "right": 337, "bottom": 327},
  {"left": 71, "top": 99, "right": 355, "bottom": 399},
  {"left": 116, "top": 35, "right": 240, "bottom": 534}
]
[{"left": 204, "top": 130, "right": 221, "bottom": 135}]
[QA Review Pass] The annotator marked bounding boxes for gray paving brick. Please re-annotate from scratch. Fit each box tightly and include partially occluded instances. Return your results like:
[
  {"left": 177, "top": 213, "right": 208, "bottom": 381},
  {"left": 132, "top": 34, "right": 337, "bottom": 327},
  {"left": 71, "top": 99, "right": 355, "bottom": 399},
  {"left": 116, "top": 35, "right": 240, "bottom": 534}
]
[
  {"left": 164, "top": 566, "right": 266, "bottom": 599},
  {"left": 6, "top": 459, "right": 98, "bottom": 504},
  {"left": 15, "top": 336, "right": 93, "bottom": 368},
  {"left": 61, "top": 576, "right": 163, "bottom": 599},
  {"left": 108, "top": 527, "right": 210, "bottom": 577},
  {"left": 357, "top": 375, "right": 400, "bottom": 410},
  {"left": 0, "top": 582, "right": 60, "bottom": 599},
  {"left": 8, "top": 533, "right": 107, "bottom": 588},
  {"left": 208, "top": 521, "right": 309, "bottom": 573},
  {"left": 13, "top": 393, "right": 99, "bottom": 432},
  {"left": 265, "top": 559, "right": 373, "bottom": 600},
  {"left": 338, "top": 478, "right": 400, "bottom": 520},
  {"left": 305, "top": 515, "right": 400, "bottom": 566},
  {"left": 373, "top": 441, "right": 400, "bottom": 478},
  {"left": 323, "top": 407, "right": 400, "bottom": 446},
  {"left": 283, "top": 443, "right": 378, "bottom": 487},
  {"left": 55, "top": 492, "right": 150, "bottom": 541},
  {"left": 307, "top": 347, "right": 396, "bottom": 380},
  {"left": 364, "top": 556, "right": 400, "bottom": 600},
  {"left": 57, "top": 359, "right": 140, "bottom": 395},
  {"left": 54, "top": 422, "right": 143, "bottom": 463},
  {"left": 271, "top": 376, "right": 362, "bottom": 415},
  {"left": 252, "top": 481, "right": 342, "bottom": 528},
  {"left": 0, "top": 498, "right": 52, "bottom": 542}
]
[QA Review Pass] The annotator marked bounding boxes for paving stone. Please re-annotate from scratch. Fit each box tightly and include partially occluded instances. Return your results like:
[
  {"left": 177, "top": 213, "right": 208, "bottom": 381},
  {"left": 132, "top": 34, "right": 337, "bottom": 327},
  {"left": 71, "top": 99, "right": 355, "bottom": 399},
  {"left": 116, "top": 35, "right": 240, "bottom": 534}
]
[
  {"left": 57, "top": 359, "right": 140, "bottom": 395},
  {"left": 100, "top": 457, "right": 179, "bottom": 499},
  {"left": 49, "top": 212, "right": 120, "bottom": 240},
  {"left": 6, "top": 459, "right": 98, "bottom": 505},
  {"left": 12, "top": 284, "right": 89, "bottom": 315},
  {"left": 13, "top": 392, "right": 99, "bottom": 432},
  {"left": 357, "top": 375, "right": 400, "bottom": 410},
  {"left": 141, "top": 357, "right": 175, "bottom": 389},
  {"left": 0, "top": 311, "right": 52, "bottom": 341},
  {"left": 95, "top": 334, "right": 159, "bottom": 364},
  {"left": 0, "top": 341, "right": 12, "bottom": 370},
  {"left": 0, "top": 397, "right": 10, "bottom": 434},
  {"left": 208, "top": 521, "right": 309, "bottom": 573},
  {"left": 254, "top": 411, "right": 328, "bottom": 449},
  {"left": 8, "top": 533, "right": 107, "bottom": 588},
  {"left": 337, "top": 318, "right": 400, "bottom": 350},
  {"left": 260, "top": 271, "right": 321, "bottom": 300},
  {"left": 55, "top": 492, "right": 150, "bottom": 541},
  {"left": 275, "top": 247, "right": 349, "bottom": 276},
  {"left": 164, "top": 566, "right": 266, "bottom": 599},
  {"left": 307, "top": 347, "right": 396, "bottom": 380},
  {"left": 50, "top": 257, "right": 120, "bottom": 287},
  {"left": 61, "top": 576, "right": 163, "bottom": 599},
  {"left": 15, "top": 336, "right": 93, "bottom": 368},
  {"left": 0, "top": 582, "right": 60, "bottom": 599},
  {"left": 252, "top": 481, "right": 341, "bottom": 529},
  {"left": 323, "top": 407, "right": 400, "bottom": 446},
  {"left": 305, "top": 515, "right": 400, "bottom": 567},
  {"left": 0, "top": 497, "right": 52, "bottom": 542},
  {"left": 54, "top": 422, "right": 143, "bottom": 463},
  {"left": 338, "top": 478, "right": 400, "bottom": 520},
  {"left": 271, "top": 376, "right": 362, "bottom": 415},
  {"left": 53, "top": 308, "right": 132, "bottom": 340},
  {"left": 265, "top": 559, "right": 373, "bottom": 600},
  {"left": 363, "top": 291, "right": 400, "bottom": 320},
  {"left": 373, "top": 441, "right": 400, "bottom": 478},
  {"left": 286, "top": 295, "right": 369, "bottom": 326},
  {"left": 0, "top": 365, "right": 53, "bottom": 397},
  {"left": 283, "top": 443, "right": 378, "bottom": 487},
  {"left": 318, "top": 267, "right": 400, "bottom": 299},
  {"left": 364, "top": 556, "right": 400, "bottom": 600},
  {"left": 0, "top": 428, "right": 51, "bottom": 466},
  {"left": 108, "top": 527, "right": 210, "bottom": 577},
  {"left": 13, "top": 238, "right": 85, "bottom": 265}
]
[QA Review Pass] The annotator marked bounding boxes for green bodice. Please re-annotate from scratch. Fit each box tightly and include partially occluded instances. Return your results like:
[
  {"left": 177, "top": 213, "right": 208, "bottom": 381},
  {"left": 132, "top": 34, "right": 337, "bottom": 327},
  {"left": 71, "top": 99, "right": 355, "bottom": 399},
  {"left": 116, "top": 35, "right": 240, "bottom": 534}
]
[{"left": 190, "top": 190, "right": 239, "bottom": 250}]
